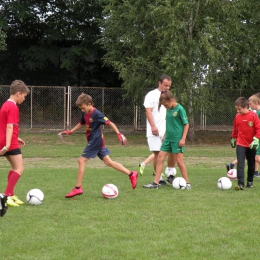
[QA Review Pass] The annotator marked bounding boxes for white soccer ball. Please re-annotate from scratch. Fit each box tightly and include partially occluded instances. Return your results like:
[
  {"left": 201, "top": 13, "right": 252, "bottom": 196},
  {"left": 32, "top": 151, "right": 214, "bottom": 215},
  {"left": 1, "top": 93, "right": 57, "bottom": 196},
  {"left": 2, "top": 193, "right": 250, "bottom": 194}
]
[
  {"left": 165, "top": 167, "right": 177, "bottom": 177},
  {"left": 26, "top": 188, "right": 44, "bottom": 205},
  {"left": 172, "top": 177, "right": 186, "bottom": 190},
  {"left": 227, "top": 169, "right": 237, "bottom": 180},
  {"left": 102, "top": 184, "right": 118, "bottom": 199},
  {"left": 217, "top": 177, "right": 232, "bottom": 190}
]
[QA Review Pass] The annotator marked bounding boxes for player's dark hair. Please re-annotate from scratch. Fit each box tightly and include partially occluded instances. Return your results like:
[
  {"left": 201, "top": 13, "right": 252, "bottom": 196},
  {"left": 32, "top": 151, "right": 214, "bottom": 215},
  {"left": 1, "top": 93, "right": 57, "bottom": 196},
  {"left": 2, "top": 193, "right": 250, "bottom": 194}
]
[
  {"left": 76, "top": 93, "right": 94, "bottom": 106},
  {"left": 158, "top": 90, "right": 176, "bottom": 110},
  {"left": 10, "top": 80, "right": 30, "bottom": 95},
  {"left": 159, "top": 74, "right": 172, "bottom": 83},
  {"left": 235, "top": 97, "right": 248, "bottom": 108}
]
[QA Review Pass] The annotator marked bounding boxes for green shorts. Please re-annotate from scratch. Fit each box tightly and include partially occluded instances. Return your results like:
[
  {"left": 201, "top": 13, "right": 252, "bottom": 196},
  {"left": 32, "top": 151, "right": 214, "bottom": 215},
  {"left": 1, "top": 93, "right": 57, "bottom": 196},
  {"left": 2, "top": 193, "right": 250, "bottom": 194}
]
[
  {"left": 256, "top": 145, "right": 260, "bottom": 156},
  {"left": 160, "top": 141, "right": 184, "bottom": 154}
]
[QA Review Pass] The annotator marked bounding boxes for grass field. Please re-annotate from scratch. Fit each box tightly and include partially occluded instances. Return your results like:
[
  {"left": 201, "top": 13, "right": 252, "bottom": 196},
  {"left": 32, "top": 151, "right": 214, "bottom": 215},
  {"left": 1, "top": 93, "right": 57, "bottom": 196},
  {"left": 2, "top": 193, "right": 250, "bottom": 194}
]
[{"left": 1, "top": 132, "right": 260, "bottom": 260}]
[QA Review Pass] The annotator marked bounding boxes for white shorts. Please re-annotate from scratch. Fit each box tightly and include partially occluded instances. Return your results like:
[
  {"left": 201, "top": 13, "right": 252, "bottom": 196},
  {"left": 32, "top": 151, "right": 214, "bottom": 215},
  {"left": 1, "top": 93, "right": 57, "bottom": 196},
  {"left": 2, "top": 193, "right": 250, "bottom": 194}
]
[{"left": 147, "top": 136, "right": 163, "bottom": 151}]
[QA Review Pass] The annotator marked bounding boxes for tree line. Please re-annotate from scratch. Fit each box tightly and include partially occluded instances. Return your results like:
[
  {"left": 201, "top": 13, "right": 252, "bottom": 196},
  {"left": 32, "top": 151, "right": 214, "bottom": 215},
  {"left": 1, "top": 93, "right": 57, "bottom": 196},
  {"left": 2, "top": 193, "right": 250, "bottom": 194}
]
[{"left": 1, "top": 0, "right": 260, "bottom": 138}]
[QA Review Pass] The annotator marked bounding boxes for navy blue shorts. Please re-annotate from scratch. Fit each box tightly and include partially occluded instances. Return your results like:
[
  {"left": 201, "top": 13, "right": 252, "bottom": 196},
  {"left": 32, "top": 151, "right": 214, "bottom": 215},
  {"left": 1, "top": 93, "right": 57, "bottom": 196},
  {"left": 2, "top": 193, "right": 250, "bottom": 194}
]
[{"left": 81, "top": 146, "right": 111, "bottom": 160}]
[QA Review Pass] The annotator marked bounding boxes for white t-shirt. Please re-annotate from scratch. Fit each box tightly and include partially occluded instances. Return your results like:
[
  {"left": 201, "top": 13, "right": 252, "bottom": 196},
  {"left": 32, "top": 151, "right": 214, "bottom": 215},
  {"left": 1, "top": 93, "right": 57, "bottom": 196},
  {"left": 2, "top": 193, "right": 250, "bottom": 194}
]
[{"left": 143, "top": 88, "right": 166, "bottom": 137}]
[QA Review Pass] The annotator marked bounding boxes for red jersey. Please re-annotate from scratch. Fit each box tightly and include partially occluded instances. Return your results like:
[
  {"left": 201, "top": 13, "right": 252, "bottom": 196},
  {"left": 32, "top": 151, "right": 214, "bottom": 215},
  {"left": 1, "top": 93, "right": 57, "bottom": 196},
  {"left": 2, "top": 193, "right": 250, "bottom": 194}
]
[
  {"left": 231, "top": 111, "right": 260, "bottom": 148},
  {"left": 0, "top": 100, "right": 20, "bottom": 150}
]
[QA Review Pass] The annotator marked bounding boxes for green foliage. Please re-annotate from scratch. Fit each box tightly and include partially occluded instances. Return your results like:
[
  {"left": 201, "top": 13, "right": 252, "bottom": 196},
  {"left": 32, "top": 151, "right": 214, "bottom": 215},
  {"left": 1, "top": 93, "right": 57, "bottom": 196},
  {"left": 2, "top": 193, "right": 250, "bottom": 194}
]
[
  {"left": 99, "top": 0, "right": 260, "bottom": 139},
  {"left": 0, "top": 29, "right": 7, "bottom": 51},
  {"left": 0, "top": 0, "right": 120, "bottom": 86}
]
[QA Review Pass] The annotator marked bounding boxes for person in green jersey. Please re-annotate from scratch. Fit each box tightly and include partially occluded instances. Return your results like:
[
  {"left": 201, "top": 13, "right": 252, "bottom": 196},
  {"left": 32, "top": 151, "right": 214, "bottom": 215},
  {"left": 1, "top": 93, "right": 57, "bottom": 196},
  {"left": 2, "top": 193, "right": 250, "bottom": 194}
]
[
  {"left": 248, "top": 94, "right": 260, "bottom": 177},
  {"left": 143, "top": 91, "right": 191, "bottom": 189}
]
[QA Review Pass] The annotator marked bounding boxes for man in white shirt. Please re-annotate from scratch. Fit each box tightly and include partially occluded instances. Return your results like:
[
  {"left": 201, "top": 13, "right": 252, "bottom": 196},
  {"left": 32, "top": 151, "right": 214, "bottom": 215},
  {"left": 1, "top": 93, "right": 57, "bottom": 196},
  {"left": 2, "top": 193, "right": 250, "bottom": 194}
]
[{"left": 143, "top": 74, "right": 176, "bottom": 185}]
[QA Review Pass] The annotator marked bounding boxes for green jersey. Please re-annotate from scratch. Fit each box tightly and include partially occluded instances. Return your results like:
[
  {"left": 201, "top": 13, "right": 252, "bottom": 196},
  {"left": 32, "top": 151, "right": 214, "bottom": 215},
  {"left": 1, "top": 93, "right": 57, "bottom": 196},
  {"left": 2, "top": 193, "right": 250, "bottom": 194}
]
[
  {"left": 257, "top": 109, "right": 260, "bottom": 119},
  {"left": 164, "top": 103, "right": 189, "bottom": 142}
]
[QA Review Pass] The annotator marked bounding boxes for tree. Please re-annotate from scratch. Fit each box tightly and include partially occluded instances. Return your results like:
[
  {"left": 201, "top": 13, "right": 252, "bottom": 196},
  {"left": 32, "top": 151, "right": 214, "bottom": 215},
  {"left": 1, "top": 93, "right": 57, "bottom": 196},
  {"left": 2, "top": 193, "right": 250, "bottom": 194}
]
[
  {"left": 0, "top": 29, "right": 6, "bottom": 51},
  {"left": 98, "top": 0, "right": 260, "bottom": 140},
  {"left": 0, "top": 0, "right": 120, "bottom": 86}
]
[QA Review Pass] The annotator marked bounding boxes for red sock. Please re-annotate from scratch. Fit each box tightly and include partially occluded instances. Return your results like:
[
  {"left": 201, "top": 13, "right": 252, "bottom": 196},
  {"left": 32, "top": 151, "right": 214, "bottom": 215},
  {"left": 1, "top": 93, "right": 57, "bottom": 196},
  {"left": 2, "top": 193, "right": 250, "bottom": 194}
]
[
  {"left": 7, "top": 170, "right": 12, "bottom": 180},
  {"left": 4, "top": 171, "right": 21, "bottom": 196}
]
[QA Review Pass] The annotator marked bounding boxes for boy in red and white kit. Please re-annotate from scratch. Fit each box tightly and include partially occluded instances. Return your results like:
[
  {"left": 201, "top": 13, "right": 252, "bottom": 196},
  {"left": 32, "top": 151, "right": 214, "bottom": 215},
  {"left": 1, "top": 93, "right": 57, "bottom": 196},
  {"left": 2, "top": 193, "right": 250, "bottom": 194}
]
[
  {"left": 0, "top": 80, "right": 30, "bottom": 216},
  {"left": 231, "top": 97, "right": 260, "bottom": 190}
]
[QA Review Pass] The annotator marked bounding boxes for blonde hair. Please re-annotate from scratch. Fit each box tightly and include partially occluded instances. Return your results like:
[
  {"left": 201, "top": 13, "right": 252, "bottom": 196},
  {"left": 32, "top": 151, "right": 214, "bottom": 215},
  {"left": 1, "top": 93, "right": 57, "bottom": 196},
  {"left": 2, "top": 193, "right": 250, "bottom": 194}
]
[{"left": 248, "top": 94, "right": 260, "bottom": 104}]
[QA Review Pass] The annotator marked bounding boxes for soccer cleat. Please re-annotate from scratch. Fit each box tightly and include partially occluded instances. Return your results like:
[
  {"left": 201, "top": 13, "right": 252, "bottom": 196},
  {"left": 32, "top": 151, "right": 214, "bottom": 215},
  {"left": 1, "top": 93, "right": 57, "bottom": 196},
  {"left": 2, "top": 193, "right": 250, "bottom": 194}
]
[
  {"left": 186, "top": 183, "right": 191, "bottom": 190},
  {"left": 159, "top": 179, "right": 167, "bottom": 186},
  {"left": 0, "top": 193, "right": 8, "bottom": 217},
  {"left": 7, "top": 196, "right": 19, "bottom": 207},
  {"left": 143, "top": 182, "right": 159, "bottom": 189},
  {"left": 138, "top": 163, "right": 145, "bottom": 176},
  {"left": 254, "top": 172, "right": 260, "bottom": 178},
  {"left": 129, "top": 171, "right": 138, "bottom": 189},
  {"left": 65, "top": 187, "right": 83, "bottom": 198},
  {"left": 235, "top": 185, "right": 244, "bottom": 191},
  {"left": 167, "top": 175, "right": 175, "bottom": 184},
  {"left": 11, "top": 195, "right": 24, "bottom": 205},
  {"left": 246, "top": 182, "right": 253, "bottom": 188}
]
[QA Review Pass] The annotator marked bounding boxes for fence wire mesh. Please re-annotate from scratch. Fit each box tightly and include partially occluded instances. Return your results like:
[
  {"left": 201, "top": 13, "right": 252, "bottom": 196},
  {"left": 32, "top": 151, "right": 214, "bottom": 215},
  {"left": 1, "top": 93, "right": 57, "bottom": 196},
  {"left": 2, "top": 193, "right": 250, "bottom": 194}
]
[{"left": 0, "top": 85, "right": 258, "bottom": 132}]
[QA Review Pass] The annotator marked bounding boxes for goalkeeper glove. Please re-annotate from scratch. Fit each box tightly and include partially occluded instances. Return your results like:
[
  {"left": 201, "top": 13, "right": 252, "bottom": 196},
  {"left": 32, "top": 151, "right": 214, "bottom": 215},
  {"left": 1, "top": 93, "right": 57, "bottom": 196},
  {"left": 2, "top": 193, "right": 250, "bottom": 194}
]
[
  {"left": 117, "top": 133, "right": 127, "bottom": 145},
  {"left": 58, "top": 130, "right": 72, "bottom": 139},
  {"left": 250, "top": 137, "right": 259, "bottom": 150},
  {"left": 230, "top": 138, "right": 236, "bottom": 148}
]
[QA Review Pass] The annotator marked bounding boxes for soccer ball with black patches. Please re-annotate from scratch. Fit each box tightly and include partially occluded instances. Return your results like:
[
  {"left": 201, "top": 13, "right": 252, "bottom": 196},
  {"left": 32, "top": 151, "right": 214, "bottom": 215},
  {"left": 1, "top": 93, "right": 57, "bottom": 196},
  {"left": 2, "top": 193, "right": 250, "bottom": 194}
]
[
  {"left": 26, "top": 189, "right": 44, "bottom": 205},
  {"left": 172, "top": 177, "right": 186, "bottom": 190},
  {"left": 217, "top": 177, "right": 232, "bottom": 190}
]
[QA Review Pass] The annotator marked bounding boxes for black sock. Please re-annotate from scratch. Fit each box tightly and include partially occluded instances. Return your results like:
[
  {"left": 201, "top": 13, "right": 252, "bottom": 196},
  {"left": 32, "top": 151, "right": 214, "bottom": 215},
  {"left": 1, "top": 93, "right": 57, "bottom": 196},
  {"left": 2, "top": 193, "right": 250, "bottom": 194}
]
[
  {"left": 75, "top": 186, "right": 80, "bottom": 189},
  {"left": 129, "top": 172, "right": 133, "bottom": 177}
]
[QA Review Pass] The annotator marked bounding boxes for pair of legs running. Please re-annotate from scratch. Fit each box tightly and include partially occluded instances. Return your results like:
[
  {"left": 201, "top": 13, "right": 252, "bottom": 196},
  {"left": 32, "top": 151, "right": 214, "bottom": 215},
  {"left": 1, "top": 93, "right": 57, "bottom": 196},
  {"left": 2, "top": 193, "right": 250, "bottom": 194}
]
[{"left": 65, "top": 154, "right": 138, "bottom": 198}]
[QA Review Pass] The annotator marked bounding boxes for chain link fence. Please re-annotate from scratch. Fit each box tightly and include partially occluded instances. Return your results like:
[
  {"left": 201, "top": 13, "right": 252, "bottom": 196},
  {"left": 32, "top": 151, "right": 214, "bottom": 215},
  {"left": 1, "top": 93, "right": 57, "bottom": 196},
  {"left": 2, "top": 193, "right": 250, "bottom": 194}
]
[{"left": 0, "top": 85, "right": 258, "bottom": 132}]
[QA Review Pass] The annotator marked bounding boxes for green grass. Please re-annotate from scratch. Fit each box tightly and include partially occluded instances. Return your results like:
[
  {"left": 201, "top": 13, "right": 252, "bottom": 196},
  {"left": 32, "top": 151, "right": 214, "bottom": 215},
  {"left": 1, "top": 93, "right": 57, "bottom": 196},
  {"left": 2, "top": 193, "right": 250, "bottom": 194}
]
[{"left": 0, "top": 133, "right": 259, "bottom": 260}]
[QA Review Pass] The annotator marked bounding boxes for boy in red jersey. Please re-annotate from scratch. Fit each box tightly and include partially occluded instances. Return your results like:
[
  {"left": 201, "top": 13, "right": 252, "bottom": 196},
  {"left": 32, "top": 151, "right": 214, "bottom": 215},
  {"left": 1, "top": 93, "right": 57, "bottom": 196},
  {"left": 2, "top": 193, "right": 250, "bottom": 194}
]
[
  {"left": 59, "top": 93, "right": 138, "bottom": 198},
  {"left": 231, "top": 97, "right": 260, "bottom": 190},
  {"left": 0, "top": 80, "right": 30, "bottom": 216}
]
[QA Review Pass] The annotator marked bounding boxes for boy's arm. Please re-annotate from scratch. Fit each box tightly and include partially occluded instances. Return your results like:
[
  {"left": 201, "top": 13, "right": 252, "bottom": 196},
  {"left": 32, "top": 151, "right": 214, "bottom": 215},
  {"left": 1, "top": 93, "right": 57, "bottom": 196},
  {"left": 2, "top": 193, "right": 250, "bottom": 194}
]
[
  {"left": 58, "top": 123, "right": 82, "bottom": 138},
  {"left": 108, "top": 121, "right": 127, "bottom": 145},
  {"left": 5, "top": 124, "right": 13, "bottom": 150},
  {"left": 0, "top": 124, "right": 13, "bottom": 154},
  {"left": 145, "top": 107, "right": 158, "bottom": 136}
]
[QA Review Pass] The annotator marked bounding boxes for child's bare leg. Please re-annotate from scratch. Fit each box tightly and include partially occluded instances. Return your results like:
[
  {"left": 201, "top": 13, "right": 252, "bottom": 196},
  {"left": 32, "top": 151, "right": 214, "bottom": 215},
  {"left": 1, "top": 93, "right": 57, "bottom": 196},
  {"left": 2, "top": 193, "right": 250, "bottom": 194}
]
[
  {"left": 76, "top": 156, "right": 88, "bottom": 186},
  {"left": 176, "top": 153, "right": 189, "bottom": 183},
  {"left": 167, "top": 153, "right": 176, "bottom": 168},
  {"left": 154, "top": 151, "right": 168, "bottom": 184},
  {"left": 143, "top": 153, "right": 154, "bottom": 166},
  {"left": 103, "top": 155, "right": 131, "bottom": 175},
  {"left": 6, "top": 155, "right": 24, "bottom": 175}
]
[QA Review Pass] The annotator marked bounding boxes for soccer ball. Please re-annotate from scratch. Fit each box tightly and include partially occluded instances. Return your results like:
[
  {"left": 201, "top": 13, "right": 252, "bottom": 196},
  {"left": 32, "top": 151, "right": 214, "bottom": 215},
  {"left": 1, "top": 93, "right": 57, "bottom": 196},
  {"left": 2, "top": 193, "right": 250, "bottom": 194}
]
[
  {"left": 26, "top": 189, "right": 44, "bottom": 205},
  {"left": 172, "top": 177, "right": 186, "bottom": 189},
  {"left": 102, "top": 184, "right": 118, "bottom": 199},
  {"left": 217, "top": 177, "right": 232, "bottom": 190},
  {"left": 227, "top": 169, "right": 237, "bottom": 180}
]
